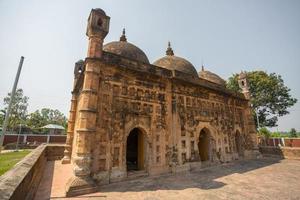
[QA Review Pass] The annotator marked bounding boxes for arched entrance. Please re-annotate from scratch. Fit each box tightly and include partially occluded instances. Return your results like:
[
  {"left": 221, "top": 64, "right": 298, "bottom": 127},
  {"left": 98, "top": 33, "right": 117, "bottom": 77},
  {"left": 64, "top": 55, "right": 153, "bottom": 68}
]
[
  {"left": 235, "top": 131, "right": 243, "bottom": 156},
  {"left": 198, "top": 128, "right": 210, "bottom": 162},
  {"left": 126, "top": 128, "right": 145, "bottom": 171}
]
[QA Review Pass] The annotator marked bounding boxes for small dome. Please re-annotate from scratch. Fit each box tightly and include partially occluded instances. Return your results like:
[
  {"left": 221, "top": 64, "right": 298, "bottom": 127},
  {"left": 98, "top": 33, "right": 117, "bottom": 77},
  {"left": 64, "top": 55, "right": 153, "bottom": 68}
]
[
  {"left": 153, "top": 42, "right": 198, "bottom": 77},
  {"left": 103, "top": 29, "right": 150, "bottom": 64},
  {"left": 198, "top": 66, "right": 226, "bottom": 86}
]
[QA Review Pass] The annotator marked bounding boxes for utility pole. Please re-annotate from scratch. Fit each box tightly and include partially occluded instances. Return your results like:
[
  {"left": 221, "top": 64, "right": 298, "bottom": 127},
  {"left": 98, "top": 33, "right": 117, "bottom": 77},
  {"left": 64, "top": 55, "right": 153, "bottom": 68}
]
[
  {"left": 255, "top": 108, "right": 260, "bottom": 130},
  {"left": 0, "top": 56, "right": 25, "bottom": 152},
  {"left": 15, "top": 123, "right": 22, "bottom": 151}
]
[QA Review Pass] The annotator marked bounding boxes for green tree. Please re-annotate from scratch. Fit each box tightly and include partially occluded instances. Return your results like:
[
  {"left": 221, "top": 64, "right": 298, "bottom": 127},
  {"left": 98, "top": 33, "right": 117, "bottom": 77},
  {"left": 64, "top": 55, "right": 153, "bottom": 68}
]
[
  {"left": 26, "top": 110, "right": 45, "bottom": 129},
  {"left": 259, "top": 127, "right": 271, "bottom": 138},
  {"left": 227, "top": 71, "right": 297, "bottom": 127},
  {"left": 270, "top": 131, "right": 281, "bottom": 138},
  {"left": 2, "top": 89, "right": 29, "bottom": 129},
  {"left": 289, "top": 128, "right": 297, "bottom": 138},
  {"left": 27, "top": 108, "right": 67, "bottom": 129},
  {"left": 0, "top": 110, "right": 5, "bottom": 126}
]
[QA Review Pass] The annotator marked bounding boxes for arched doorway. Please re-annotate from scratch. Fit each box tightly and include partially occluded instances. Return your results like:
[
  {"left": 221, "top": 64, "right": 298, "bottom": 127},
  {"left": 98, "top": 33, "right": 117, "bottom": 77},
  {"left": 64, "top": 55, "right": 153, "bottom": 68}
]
[
  {"left": 235, "top": 131, "right": 243, "bottom": 156},
  {"left": 198, "top": 128, "right": 210, "bottom": 162},
  {"left": 126, "top": 128, "right": 145, "bottom": 171}
]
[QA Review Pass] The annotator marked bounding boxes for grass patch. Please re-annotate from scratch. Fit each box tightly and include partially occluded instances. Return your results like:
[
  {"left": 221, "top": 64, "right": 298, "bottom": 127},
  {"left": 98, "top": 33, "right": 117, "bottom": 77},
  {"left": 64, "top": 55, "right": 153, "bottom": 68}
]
[{"left": 0, "top": 150, "right": 31, "bottom": 176}]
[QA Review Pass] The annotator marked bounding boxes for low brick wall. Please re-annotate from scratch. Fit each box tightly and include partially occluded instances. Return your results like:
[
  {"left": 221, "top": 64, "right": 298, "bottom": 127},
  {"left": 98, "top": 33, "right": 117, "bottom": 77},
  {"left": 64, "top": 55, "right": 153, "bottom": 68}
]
[
  {"left": 259, "top": 146, "right": 300, "bottom": 160},
  {"left": 0, "top": 144, "right": 65, "bottom": 200},
  {"left": 259, "top": 137, "right": 300, "bottom": 148},
  {"left": 3, "top": 134, "right": 66, "bottom": 146},
  {"left": 46, "top": 144, "right": 65, "bottom": 161}
]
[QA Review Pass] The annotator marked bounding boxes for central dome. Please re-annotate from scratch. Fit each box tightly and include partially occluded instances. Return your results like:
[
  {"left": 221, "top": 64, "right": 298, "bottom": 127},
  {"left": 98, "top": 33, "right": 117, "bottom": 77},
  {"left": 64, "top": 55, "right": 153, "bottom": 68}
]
[
  {"left": 103, "top": 29, "right": 150, "bottom": 64},
  {"left": 153, "top": 42, "right": 198, "bottom": 77}
]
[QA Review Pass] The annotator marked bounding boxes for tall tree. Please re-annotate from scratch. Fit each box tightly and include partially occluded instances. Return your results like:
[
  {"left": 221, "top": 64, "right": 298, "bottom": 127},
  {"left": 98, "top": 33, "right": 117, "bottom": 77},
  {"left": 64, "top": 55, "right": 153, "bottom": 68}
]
[
  {"left": 0, "top": 110, "right": 4, "bottom": 125},
  {"left": 2, "top": 89, "right": 29, "bottom": 129},
  {"left": 227, "top": 71, "right": 297, "bottom": 127},
  {"left": 289, "top": 128, "right": 297, "bottom": 138},
  {"left": 27, "top": 108, "right": 67, "bottom": 129}
]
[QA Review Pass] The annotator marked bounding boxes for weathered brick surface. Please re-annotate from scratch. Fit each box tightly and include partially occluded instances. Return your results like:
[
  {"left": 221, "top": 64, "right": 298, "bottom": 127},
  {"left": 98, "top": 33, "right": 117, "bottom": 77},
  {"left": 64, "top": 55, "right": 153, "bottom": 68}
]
[
  {"left": 46, "top": 144, "right": 65, "bottom": 161},
  {"left": 0, "top": 145, "right": 47, "bottom": 200},
  {"left": 0, "top": 144, "right": 65, "bottom": 200},
  {"left": 259, "top": 146, "right": 300, "bottom": 159}
]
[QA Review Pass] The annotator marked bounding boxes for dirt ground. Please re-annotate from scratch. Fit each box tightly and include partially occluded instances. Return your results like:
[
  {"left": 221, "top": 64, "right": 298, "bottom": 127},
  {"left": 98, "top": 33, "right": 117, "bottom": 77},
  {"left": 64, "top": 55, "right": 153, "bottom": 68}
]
[{"left": 35, "top": 157, "right": 300, "bottom": 200}]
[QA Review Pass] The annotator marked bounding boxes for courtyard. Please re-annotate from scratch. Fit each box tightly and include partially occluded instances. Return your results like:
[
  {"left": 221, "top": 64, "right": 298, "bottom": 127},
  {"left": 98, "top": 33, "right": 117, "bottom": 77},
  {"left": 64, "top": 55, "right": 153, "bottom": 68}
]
[{"left": 35, "top": 157, "right": 300, "bottom": 200}]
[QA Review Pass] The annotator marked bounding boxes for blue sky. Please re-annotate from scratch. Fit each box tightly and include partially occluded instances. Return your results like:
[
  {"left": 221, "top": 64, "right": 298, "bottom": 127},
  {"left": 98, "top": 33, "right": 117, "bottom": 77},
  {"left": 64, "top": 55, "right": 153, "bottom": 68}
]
[{"left": 0, "top": 0, "right": 299, "bottom": 131}]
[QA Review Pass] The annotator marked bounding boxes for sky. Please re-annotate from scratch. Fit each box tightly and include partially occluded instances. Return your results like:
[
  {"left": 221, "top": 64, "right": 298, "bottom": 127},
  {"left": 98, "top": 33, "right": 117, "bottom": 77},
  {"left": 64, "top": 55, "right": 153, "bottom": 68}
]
[{"left": 0, "top": 0, "right": 299, "bottom": 132}]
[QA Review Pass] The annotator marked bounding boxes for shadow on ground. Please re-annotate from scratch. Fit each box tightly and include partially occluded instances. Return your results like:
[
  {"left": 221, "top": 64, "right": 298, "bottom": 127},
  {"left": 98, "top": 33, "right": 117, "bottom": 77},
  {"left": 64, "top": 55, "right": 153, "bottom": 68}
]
[
  {"left": 36, "top": 157, "right": 288, "bottom": 199},
  {"left": 99, "top": 157, "right": 283, "bottom": 193}
]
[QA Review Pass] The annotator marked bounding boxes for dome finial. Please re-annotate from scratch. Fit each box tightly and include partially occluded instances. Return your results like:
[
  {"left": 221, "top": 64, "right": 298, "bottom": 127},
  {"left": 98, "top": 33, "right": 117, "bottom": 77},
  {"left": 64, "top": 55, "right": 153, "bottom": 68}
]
[
  {"left": 120, "top": 28, "right": 127, "bottom": 42},
  {"left": 166, "top": 41, "right": 174, "bottom": 56},
  {"left": 201, "top": 59, "right": 205, "bottom": 71}
]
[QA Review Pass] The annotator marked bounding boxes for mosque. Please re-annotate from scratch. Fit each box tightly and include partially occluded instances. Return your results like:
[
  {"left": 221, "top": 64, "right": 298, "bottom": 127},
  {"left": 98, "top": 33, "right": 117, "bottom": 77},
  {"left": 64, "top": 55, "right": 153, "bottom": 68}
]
[{"left": 62, "top": 8, "right": 259, "bottom": 196}]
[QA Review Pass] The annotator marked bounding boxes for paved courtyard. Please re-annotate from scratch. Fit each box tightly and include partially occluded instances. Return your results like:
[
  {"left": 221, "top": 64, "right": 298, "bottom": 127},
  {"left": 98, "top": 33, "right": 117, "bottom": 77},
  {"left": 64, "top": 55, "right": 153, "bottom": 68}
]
[{"left": 35, "top": 158, "right": 300, "bottom": 200}]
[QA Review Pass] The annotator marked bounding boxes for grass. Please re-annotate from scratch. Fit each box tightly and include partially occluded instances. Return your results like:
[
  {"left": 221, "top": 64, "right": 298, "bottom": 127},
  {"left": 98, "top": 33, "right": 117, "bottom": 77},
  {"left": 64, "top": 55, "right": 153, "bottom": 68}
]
[{"left": 0, "top": 150, "right": 31, "bottom": 176}]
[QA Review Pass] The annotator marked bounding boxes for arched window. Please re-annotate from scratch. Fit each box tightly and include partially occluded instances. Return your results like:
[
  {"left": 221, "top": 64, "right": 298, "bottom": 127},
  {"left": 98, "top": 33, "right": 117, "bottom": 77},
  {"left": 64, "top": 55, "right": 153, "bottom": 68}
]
[{"left": 97, "top": 18, "right": 103, "bottom": 27}]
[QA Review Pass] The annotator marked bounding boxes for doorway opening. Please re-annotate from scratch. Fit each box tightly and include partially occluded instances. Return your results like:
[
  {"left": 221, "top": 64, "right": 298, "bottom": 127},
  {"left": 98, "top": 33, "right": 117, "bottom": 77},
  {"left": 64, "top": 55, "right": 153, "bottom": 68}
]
[
  {"left": 198, "top": 128, "right": 210, "bottom": 162},
  {"left": 126, "top": 128, "right": 145, "bottom": 171}
]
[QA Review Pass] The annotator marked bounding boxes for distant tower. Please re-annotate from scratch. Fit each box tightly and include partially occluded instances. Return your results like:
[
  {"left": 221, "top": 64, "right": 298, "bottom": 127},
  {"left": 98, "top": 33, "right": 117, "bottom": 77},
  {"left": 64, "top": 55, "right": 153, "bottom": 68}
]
[
  {"left": 86, "top": 8, "right": 110, "bottom": 58},
  {"left": 65, "top": 8, "right": 110, "bottom": 197},
  {"left": 238, "top": 71, "right": 250, "bottom": 100}
]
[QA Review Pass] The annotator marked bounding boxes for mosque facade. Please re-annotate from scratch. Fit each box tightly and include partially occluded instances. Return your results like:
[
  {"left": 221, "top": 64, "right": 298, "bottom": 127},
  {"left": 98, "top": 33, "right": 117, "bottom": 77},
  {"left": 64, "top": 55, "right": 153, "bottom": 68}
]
[{"left": 62, "top": 8, "right": 259, "bottom": 196}]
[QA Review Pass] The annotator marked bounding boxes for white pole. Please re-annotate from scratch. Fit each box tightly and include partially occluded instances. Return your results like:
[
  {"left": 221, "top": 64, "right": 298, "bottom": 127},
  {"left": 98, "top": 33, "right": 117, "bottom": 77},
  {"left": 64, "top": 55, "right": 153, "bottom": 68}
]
[
  {"left": 255, "top": 108, "right": 260, "bottom": 130},
  {"left": 281, "top": 138, "right": 285, "bottom": 147},
  {"left": 47, "top": 135, "right": 50, "bottom": 143},
  {"left": 0, "top": 56, "right": 25, "bottom": 152},
  {"left": 15, "top": 124, "right": 22, "bottom": 151},
  {"left": 23, "top": 134, "right": 27, "bottom": 143}
]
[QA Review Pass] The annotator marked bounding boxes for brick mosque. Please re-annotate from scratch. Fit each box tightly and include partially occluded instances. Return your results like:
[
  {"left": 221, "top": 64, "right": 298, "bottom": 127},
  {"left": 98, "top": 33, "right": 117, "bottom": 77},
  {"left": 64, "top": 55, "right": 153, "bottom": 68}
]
[{"left": 61, "top": 8, "right": 259, "bottom": 196}]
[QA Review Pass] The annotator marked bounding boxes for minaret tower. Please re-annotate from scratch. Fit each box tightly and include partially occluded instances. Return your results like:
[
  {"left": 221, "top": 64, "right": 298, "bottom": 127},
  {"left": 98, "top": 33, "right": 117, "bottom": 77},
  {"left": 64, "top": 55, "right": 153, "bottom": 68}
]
[
  {"left": 65, "top": 8, "right": 110, "bottom": 197},
  {"left": 238, "top": 71, "right": 260, "bottom": 156},
  {"left": 238, "top": 71, "right": 251, "bottom": 100},
  {"left": 86, "top": 8, "right": 110, "bottom": 58}
]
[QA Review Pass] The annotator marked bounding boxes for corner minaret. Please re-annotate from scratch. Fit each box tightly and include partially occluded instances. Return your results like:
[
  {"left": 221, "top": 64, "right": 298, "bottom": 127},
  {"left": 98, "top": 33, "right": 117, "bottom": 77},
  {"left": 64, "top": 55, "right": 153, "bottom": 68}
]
[
  {"left": 238, "top": 71, "right": 251, "bottom": 100},
  {"left": 65, "top": 8, "right": 110, "bottom": 197},
  {"left": 238, "top": 72, "right": 261, "bottom": 156},
  {"left": 62, "top": 60, "right": 84, "bottom": 164},
  {"left": 86, "top": 8, "right": 110, "bottom": 58}
]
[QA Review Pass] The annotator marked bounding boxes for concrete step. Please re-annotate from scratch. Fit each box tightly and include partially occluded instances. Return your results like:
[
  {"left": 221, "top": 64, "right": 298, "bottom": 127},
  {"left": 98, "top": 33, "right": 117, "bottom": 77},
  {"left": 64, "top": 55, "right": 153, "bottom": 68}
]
[{"left": 127, "top": 170, "right": 148, "bottom": 180}]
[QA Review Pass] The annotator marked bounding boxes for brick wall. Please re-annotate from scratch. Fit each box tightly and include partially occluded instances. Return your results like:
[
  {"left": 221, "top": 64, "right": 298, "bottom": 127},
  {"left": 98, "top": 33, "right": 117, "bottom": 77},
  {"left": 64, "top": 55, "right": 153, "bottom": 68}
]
[
  {"left": 0, "top": 144, "right": 65, "bottom": 200},
  {"left": 259, "top": 137, "right": 300, "bottom": 148},
  {"left": 259, "top": 146, "right": 300, "bottom": 160},
  {"left": 3, "top": 134, "right": 66, "bottom": 146}
]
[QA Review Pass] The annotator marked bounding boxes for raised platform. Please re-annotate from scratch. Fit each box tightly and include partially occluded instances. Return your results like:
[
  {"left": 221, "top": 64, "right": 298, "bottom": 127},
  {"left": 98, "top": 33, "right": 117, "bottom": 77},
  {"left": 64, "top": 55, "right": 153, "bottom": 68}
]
[{"left": 34, "top": 157, "right": 300, "bottom": 200}]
